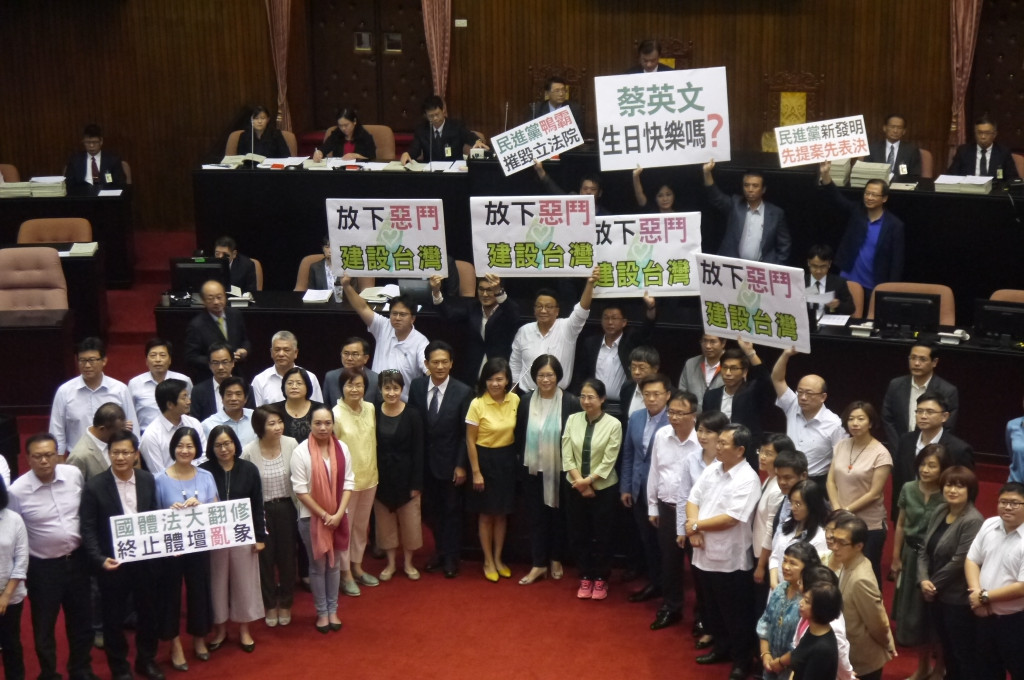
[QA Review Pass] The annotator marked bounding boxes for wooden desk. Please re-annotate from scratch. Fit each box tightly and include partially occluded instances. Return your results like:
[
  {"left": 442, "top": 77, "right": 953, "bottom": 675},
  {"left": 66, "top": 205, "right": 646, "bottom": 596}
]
[{"left": 0, "top": 309, "right": 75, "bottom": 412}]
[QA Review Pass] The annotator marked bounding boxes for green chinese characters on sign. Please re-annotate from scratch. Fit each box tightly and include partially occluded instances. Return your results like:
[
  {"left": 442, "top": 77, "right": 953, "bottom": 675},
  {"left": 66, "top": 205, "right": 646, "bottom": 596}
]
[{"left": 487, "top": 243, "right": 513, "bottom": 268}]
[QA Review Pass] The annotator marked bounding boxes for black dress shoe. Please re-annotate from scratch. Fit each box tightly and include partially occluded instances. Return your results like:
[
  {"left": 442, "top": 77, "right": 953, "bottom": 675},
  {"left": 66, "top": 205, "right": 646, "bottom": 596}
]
[
  {"left": 728, "top": 666, "right": 750, "bottom": 680},
  {"left": 135, "top": 661, "right": 166, "bottom": 680},
  {"left": 627, "top": 583, "right": 661, "bottom": 603},
  {"left": 695, "top": 650, "right": 730, "bottom": 665},
  {"left": 691, "top": 619, "right": 706, "bottom": 637},
  {"left": 695, "top": 637, "right": 714, "bottom": 650},
  {"left": 424, "top": 555, "right": 444, "bottom": 573},
  {"left": 240, "top": 640, "right": 255, "bottom": 653},
  {"left": 650, "top": 609, "right": 682, "bottom": 630}
]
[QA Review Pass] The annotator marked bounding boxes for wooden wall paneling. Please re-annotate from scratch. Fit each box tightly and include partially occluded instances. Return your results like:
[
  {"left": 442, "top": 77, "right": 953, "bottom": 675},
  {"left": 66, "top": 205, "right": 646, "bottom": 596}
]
[
  {"left": 972, "top": 0, "right": 1024, "bottom": 149},
  {"left": 311, "top": 1, "right": 383, "bottom": 128},
  {"left": 376, "top": 0, "right": 432, "bottom": 132}
]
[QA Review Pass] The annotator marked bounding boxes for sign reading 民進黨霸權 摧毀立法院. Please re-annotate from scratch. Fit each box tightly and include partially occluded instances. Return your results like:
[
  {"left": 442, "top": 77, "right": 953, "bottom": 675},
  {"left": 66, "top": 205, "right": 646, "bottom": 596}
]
[
  {"left": 324, "top": 198, "right": 448, "bottom": 278},
  {"left": 696, "top": 253, "right": 811, "bottom": 353}
]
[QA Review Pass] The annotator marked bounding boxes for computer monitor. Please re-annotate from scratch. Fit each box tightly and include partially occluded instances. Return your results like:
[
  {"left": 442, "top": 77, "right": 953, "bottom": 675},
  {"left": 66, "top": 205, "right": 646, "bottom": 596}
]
[
  {"left": 873, "top": 291, "right": 941, "bottom": 338},
  {"left": 170, "top": 257, "right": 230, "bottom": 295},
  {"left": 973, "top": 298, "right": 1024, "bottom": 345}
]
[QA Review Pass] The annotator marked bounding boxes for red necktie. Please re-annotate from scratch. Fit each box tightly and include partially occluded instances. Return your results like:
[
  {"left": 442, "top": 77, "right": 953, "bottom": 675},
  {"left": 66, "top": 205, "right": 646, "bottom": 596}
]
[{"left": 90, "top": 156, "right": 100, "bottom": 183}]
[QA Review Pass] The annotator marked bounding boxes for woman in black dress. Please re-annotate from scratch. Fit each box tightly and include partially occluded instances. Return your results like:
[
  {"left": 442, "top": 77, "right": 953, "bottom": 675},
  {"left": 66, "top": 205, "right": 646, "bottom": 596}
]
[
  {"left": 312, "top": 108, "right": 376, "bottom": 161},
  {"left": 272, "top": 367, "right": 325, "bottom": 443},
  {"left": 235, "top": 105, "right": 290, "bottom": 158}
]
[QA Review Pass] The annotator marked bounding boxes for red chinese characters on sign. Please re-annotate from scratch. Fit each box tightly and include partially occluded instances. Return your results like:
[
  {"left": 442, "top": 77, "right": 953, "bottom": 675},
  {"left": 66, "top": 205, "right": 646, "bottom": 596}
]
[
  {"left": 538, "top": 200, "right": 564, "bottom": 226},
  {"left": 565, "top": 199, "right": 591, "bottom": 225},
  {"left": 745, "top": 265, "right": 793, "bottom": 297},
  {"left": 638, "top": 218, "right": 663, "bottom": 244},
  {"left": 553, "top": 109, "right": 573, "bottom": 129},
  {"left": 390, "top": 205, "right": 413, "bottom": 230},
  {"left": 416, "top": 205, "right": 440, "bottom": 230}
]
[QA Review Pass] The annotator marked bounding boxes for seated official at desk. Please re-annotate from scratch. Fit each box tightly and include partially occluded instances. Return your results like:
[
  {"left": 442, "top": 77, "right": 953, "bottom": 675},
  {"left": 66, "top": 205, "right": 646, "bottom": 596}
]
[
  {"left": 947, "top": 115, "right": 1020, "bottom": 179},
  {"left": 865, "top": 114, "right": 922, "bottom": 177},
  {"left": 819, "top": 161, "right": 904, "bottom": 296},
  {"left": 625, "top": 39, "right": 674, "bottom": 74},
  {"left": 400, "top": 95, "right": 488, "bottom": 165},
  {"left": 805, "top": 244, "right": 854, "bottom": 324},
  {"left": 235, "top": 105, "right": 290, "bottom": 159},
  {"left": 64, "top": 123, "right": 126, "bottom": 191},
  {"left": 312, "top": 108, "right": 376, "bottom": 162},
  {"left": 213, "top": 235, "right": 258, "bottom": 294},
  {"left": 528, "top": 76, "right": 582, "bottom": 124}
]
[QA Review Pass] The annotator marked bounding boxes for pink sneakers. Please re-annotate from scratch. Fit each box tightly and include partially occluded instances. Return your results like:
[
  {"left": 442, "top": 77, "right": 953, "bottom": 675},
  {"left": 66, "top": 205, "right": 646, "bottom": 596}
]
[
  {"left": 577, "top": 579, "right": 593, "bottom": 599},
  {"left": 591, "top": 579, "right": 608, "bottom": 600}
]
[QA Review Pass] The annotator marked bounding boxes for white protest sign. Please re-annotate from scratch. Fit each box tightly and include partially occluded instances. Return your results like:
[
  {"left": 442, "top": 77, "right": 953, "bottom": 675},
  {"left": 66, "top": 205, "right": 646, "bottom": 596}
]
[
  {"left": 695, "top": 254, "right": 810, "bottom": 353},
  {"left": 325, "top": 198, "right": 448, "bottom": 278},
  {"left": 109, "top": 499, "right": 256, "bottom": 563},
  {"left": 774, "top": 115, "right": 869, "bottom": 168},
  {"left": 594, "top": 66, "right": 731, "bottom": 171},
  {"left": 470, "top": 195, "right": 596, "bottom": 277},
  {"left": 592, "top": 212, "right": 702, "bottom": 298},
  {"left": 491, "top": 107, "right": 584, "bottom": 176}
]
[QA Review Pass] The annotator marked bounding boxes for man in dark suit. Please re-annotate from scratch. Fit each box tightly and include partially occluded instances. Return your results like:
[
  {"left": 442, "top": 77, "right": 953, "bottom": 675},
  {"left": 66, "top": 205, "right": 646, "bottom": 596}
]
[
  {"left": 528, "top": 75, "right": 583, "bottom": 124},
  {"left": 183, "top": 280, "right": 250, "bottom": 380},
  {"left": 619, "top": 346, "right": 662, "bottom": 423},
  {"left": 702, "top": 342, "right": 774, "bottom": 468},
  {"left": 620, "top": 374, "right": 672, "bottom": 603},
  {"left": 947, "top": 115, "right": 1020, "bottom": 179},
  {"left": 573, "top": 297, "right": 656, "bottom": 415},
  {"left": 323, "top": 337, "right": 381, "bottom": 407},
  {"left": 78, "top": 430, "right": 164, "bottom": 680},
  {"left": 64, "top": 123, "right": 127, "bottom": 192},
  {"left": 805, "top": 244, "right": 855, "bottom": 325},
  {"left": 882, "top": 342, "right": 959, "bottom": 453},
  {"left": 306, "top": 235, "right": 335, "bottom": 291},
  {"left": 706, "top": 161, "right": 791, "bottom": 265},
  {"left": 820, "top": 162, "right": 905, "bottom": 295},
  {"left": 407, "top": 340, "right": 473, "bottom": 578},
  {"left": 400, "top": 95, "right": 488, "bottom": 165},
  {"left": 625, "top": 39, "right": 675, "bottom": 74},
  {"left": 865, "top": 114, "right": 922, "bottom": 177},
  {"left": 190, "top": 342, "right": 254, "bottom": 421},
  {"left": 213, "top": 236, "right": 258, "bottom": 294},
  {"left": 430, "top": 273, "right": 521, "bottom": 386},
  {"left": 892, "top": 392, "right": 973, "bottom": 521}
]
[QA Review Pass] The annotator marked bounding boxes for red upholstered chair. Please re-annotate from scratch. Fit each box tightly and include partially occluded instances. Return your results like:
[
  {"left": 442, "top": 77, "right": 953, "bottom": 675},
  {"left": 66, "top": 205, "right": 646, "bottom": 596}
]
[
  {"left": 867, "top": 282, "right": 956, "bottom": 326},
  {"left": 0, "top": 164, "right": 20, "bottom": 182},
  {"left": 0, "top": 247, "right": 68, "bottom": 310},
  {"left": 17, "top": 218, "right": 93, "bottom": 243}
]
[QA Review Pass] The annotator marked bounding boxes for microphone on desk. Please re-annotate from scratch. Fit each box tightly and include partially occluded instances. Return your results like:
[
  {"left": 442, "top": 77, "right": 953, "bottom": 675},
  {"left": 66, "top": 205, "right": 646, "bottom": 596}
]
[{"left": 250, "top": 116, "right": 254, "bottom": 156}]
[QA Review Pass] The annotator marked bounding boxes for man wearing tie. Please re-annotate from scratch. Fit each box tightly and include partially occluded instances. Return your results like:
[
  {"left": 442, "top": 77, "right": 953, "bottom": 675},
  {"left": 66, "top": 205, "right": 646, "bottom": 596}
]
[
  {"left": 407, "top": 341, "right": 473, "bottom": 578},
  {"left": 64, "top": 123, "right": 127, "bottom": 191},
  {"left": 947, "top": 115, "right": 1020, "bottom": 179},
  {"left": 183, "top": 280, "right": 250, "bottom": 379},
  {"left": 866, "top": 114, "right": 922, "bottom": 177},
  {"left": 804, "top": 244, "right": 855, "bottom": 325},
  {"left": 400, "top": 95, "right": 488, "bottom": 165}
]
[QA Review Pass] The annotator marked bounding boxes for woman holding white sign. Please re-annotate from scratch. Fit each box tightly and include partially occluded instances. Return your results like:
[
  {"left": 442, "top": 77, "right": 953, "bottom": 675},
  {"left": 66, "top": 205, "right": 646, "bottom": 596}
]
[
  {"left": 633, "top": 166, "right": 681, "bottom": 213},
  {"left": 154, "top": 427, "right": 218, "bottom": 671},
  {"left": 201, "top": 425, "right": 266, "bottom": 654}
]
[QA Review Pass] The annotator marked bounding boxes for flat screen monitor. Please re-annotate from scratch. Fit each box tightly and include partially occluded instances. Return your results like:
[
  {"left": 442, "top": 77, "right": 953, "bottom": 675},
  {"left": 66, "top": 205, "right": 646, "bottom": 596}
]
[
  {"left": 170, "top": 257, "right": 230, "bottom": 295},
  {"left": 873, "top": 291, "right": 941, "bottom": 338},
  {"left": 973, "top": 298, "right": 1024, "bottom": 345}
]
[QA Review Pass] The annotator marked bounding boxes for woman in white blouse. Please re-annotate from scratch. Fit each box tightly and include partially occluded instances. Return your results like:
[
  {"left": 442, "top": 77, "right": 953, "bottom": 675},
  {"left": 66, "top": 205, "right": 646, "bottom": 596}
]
[{"left": 0, "top": 477, "right": 28, "bottom": 680}]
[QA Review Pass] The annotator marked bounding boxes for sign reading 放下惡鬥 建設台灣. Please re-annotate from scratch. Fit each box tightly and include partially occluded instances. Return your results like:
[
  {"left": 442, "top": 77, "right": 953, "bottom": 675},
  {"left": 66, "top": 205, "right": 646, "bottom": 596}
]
[
  {"left": 491, "top": 107, "right": 584, "bottom": 176},
  {"left": 696, "top": 254, "right": 811, "bottom": 353},
  {"left": 108, "top": 498, "right": 256, "bottom": 563},
  {"left": 325, "top": 198, "right": 449, "bottom": 279},
  {"left": 774, "top": 115, "right": 869, "bottom": 168},
  {"left": 591, "top": 212, "right": 702, "bottom": 298},
  {"left": 594, "top": 66, "right": 731, "bottom": 171}
]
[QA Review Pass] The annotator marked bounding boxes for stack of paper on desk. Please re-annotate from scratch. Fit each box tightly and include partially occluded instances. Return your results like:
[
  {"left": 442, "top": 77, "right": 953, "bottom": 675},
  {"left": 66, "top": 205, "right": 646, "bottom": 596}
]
[
  {"left": 933, "top": 175, "right": 993, "bottom": 195},
  {"left": 29, "top": 177, "right": 67, "bottom": 197},
  {"left": 0, "top": 182, "right": 32, "bottom": 198},
  {"left": 829, "top": 158, "right": 851, "bottom": 186},
  {"left": 849, "top": 161, "right": 890, "bottom": 188}
]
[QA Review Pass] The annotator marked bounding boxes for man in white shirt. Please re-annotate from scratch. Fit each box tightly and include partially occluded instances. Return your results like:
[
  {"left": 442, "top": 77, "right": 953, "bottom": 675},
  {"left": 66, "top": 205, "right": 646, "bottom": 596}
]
[
  {"left": 678, "top": 334, "right": 726, "bottom": 409},
  {"left": 128, "top": 338, "right": 193, "bottom": 433},
  {"left": 771, "top": 346, "right": 846, "bottom": 487},
  {"left": 682, "top": 424, "right": 761, "bottom": 680},
  {"left": 865, "top": 114, "right": 922, "bottom": 177},
  {"left": 646, "top": 389, "right": 701, "bottom": 631},
  {"left": 66, "top": 402, "right": 126, "bottom": 481},
  {"left": 139, "top": 378, "right": 203, "bottom": 473},
  {"left": 201, "top": 377, "right": 256, "bottom": 447},
  {"left": 341, "top": 281, "right": 430, "bottom": 402},
  {"left": 9, "top": 433, "right": 95, "bottom": 680},
  {"left": 509, "top": 266, "right": 599, "bottom": 392},
  {"left": 966, "top": 481, "right": 1024, "bottom": 678},
  {"left": 881, "top": 342, "right": 959, "bottom": 452},
  {"left": 50, "top": 337, "right": 137, "bottom": 455},
  {"left": 250, "top": 331, "right": 323, "bottom": 406}
]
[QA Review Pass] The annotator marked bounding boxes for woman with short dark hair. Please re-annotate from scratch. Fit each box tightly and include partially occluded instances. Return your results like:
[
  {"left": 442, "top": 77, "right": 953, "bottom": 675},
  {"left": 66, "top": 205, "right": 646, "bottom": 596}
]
[{"left": 273, "top": 367, "right": 325, "bottom": 442}]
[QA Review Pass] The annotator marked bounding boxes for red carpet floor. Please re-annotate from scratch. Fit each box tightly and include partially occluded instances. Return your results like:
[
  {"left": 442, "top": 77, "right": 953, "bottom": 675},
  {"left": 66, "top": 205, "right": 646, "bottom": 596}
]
[{"left": 9, "top": 231, "right": 1010, "bottom": 679}]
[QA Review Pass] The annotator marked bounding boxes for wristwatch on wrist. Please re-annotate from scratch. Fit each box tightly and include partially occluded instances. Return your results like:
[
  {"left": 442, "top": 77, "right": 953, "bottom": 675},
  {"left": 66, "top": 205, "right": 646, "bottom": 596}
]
[
  {"left": 980, "top": 589, "right": 990, "bottom": 604},
  {"left": 691, "top": 521, "right": 699, "bottom": 533}
]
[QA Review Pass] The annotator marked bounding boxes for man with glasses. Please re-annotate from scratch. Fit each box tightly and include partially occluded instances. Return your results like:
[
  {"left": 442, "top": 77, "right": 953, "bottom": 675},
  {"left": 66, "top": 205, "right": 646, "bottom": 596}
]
[
  {"left": 948, "top": 115, "right": 1020, "bottom": 179},
  {"left": 819, "top": 161, "right": 905, "bottom": 297},
  {"left": 621, "top": 374, "right": 673, "bottom": 604},
  {"left": 509, "top": 267, "right": 599, "bottom": 392},
  {"left": 702, "top": 339, "right": 774, "bottom": 469},
  {"left": 323, "top": 337, "right": 380, "bottom": 407},
  {"left": 529, "top": 76, "right": 582, "bottom": 123},
  {"left": 50, "top": 337, "right": 137, "bottom": 455},
  {"left": 430, "top": 273, "right": 521, "bottom": 385},
  {"left": 64, "top": 123, "right": 126, "bottom": 191},
  {"left": 865, "top": 114, "right": 922, "bottom": 177},
  {"left": 9, "top": 433, "right": 96, "bottom": 680},
  {"left": 966, "top": 481, "right": 1024, "bottom": 678},
  {"left": 342, "top": 278, "right": 429, "bottom": 401},
  {"left": 892, "top": 392, "right": 973, "bottom": 520},
  {"left": 678, "top": 334, "right": 726, "bottom": 410},
  {"left": 645, "top": 389, "right": 700, "bottom": 630},
  {"left": 250, "top": 330, "right": 323, "bottom": 407},
  {"left": 190, "top": 342, "right": 244, "bottom": 421},
  {"left": 771, "top": 346, "right": 845, "bottom": 488},
  {"left": 400, "top": 95, "right": 488, "bottom": 166},
  {"left": 804, "top": 244, "right": 854, "bottom": 325},
  {"left": 882, "top": 341, "right": 959, "bottom": 452},
  {"left": 573, "top": 298, "right": 656, "bottom": 416}
]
